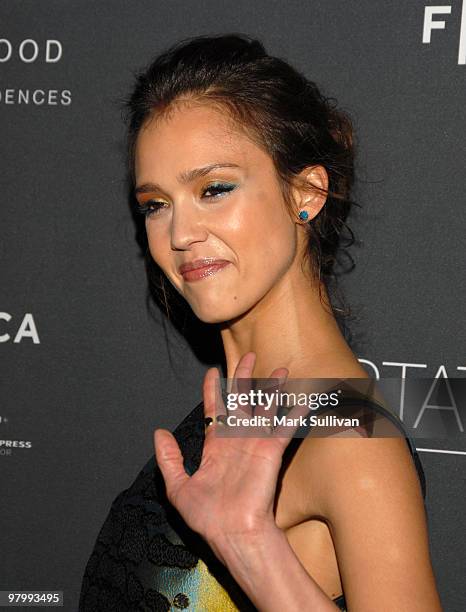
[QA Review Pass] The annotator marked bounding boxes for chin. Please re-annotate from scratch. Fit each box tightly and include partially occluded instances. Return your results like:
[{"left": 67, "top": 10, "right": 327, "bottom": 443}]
[{"left": 188, "top": 300, "right": 246, "bottom": 325}]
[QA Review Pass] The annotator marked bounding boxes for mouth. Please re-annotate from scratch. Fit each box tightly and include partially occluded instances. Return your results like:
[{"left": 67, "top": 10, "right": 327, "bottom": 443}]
[{"left": 178, "top": 258, "right": 231, "bottom": 282}]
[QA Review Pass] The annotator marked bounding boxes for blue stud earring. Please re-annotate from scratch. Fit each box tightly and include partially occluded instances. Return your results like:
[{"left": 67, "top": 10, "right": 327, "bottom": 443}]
[{"left": 298, "top": 210, "right": 309, "bottom": 221}]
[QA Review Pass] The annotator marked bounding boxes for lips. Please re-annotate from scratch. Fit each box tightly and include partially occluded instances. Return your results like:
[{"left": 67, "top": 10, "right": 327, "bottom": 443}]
[{"left": 178, "top": 258, "right": 231, "bottom": 282}]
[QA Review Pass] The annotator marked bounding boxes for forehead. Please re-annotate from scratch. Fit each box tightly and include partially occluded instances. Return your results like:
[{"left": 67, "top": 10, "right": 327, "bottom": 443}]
[{"left": 134, "top": 102, "right": 270, "bottom": 179}]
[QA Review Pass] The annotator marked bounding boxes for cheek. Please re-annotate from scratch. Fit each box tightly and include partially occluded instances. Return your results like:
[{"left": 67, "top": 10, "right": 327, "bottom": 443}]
[
  {"left": 248, "top": 222, "right": 296, "bottom": 282},
  {"left": 225, "top": 193, "right": 297, "bottom": 299},
  {"left": 231, "top": 183, "right": 292, "bottom": 239},
  {"left": 146, "top": 222, "right": 172, "bottom": 270},
  {"left": 241, "top": 191, "right": 296, "bottom": 267}
]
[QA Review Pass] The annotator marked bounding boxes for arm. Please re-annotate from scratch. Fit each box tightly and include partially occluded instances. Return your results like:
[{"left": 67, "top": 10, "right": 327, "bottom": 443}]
[
  {"left": 297, "top": 434, "right": 443, "bottom": 612},
  {"left": 155, "top": 358, "right": 442, "bottom": 611},
  {"left": 210, "top": 434, "right": 442, "bottom": 612},
  {"left": 154, "top": 356, "right": 343, "bottom": 612},
  {"left": 212, "top": 521, "right": 341, "bottom": 611}
]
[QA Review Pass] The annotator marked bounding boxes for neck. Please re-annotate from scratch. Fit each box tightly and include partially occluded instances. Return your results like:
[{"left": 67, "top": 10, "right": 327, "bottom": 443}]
[{"left": 219, "top": 267, "right": 365, "bottom": 380}]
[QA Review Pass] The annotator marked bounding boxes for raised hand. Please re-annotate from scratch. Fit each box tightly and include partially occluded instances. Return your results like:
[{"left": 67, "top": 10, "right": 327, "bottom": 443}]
[{"left": 153, "top": 352, "right": 306, "bottom": 562}]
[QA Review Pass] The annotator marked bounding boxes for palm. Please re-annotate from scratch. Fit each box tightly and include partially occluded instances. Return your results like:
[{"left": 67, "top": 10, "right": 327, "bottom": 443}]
[
  {"left": 168, "top": 432, "right": 284, "bottom": 540},
  {"left": 154, "top": 352, "right": 302, "bottom": 551}
]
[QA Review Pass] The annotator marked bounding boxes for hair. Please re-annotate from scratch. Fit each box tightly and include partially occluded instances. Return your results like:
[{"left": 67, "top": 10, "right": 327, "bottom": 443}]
[{"left": 123, "top": 33, "right": 360, "bottom": 342}]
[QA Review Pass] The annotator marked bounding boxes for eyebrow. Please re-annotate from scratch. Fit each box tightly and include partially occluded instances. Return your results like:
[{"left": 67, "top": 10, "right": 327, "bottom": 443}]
[{"left": 134, "top": 162, "right": 241, "bottom": 196}]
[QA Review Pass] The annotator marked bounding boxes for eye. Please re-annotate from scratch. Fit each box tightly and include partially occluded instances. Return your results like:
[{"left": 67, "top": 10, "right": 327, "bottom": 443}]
[
  {"left": 135, "top": 199, "right": 168, "bottom": 218},
  {"left": 202, "top": 182, "right": 237, "bottom": 199},
  {"left": 135, "top": 182, "right": 236, "bottom": 218}
]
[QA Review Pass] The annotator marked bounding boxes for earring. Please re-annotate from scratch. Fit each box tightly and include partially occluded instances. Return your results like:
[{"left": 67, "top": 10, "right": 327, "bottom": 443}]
[{"left": 298, "top": 210, "right": 309, "bottom": 221}]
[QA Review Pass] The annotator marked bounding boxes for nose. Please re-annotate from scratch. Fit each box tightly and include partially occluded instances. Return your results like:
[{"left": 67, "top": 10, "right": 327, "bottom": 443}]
[{"left": 170, "top": 200, "right": 208, "bottom": 251}]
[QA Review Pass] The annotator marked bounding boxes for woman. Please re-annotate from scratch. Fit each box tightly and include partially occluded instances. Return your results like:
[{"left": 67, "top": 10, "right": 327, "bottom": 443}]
[{"left": 80, "top": 34, "right": 442, "bottom": 611}]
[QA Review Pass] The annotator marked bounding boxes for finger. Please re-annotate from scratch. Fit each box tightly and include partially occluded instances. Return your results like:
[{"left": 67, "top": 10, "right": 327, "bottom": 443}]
[
  {"left": 229, "top": 352, "right": 256, "bottom": 416},
  {"left": 267, "top": 367, "right": 289, "bottom": 391},
  {"left": 154, "top": 429, "right": 189, "bottom": 501},
  {"left": 203, "top": 366, "right": 226, "bottom": 427},
  {"left": 269, "top": 367, "right": 289, "bottom": 381},
  {"left": 230, "top": 351, "right": 255, "bottom": 394},
  {"left": 254, "top": 367, "right": 289, "bottom": 419},
  {"left": 271, "top": 402, "right": 310, "bottom": 446}
]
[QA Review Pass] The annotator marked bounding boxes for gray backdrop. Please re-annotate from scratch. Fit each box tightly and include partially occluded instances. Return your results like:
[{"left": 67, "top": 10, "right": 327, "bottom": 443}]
[{"left": 1, "top": 1, "right": 465, "bottom": 610}]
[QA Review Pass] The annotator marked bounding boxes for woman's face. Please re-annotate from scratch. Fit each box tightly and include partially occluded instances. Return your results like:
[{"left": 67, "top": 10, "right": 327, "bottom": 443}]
[{"left": 134, "top": 102, "right": 304, "bottom": 324}]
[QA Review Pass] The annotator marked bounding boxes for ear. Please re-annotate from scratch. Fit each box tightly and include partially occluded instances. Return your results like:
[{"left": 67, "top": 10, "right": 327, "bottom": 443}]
[{"left": 291, "top": 165, "right": 329, "bottom": 222}]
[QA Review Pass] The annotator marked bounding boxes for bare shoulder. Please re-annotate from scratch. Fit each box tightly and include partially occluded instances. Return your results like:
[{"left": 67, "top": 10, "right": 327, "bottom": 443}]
[
  {"left": 291, "top": 430, "right": 442, "bottom": 610},
  {"left": 298, "top": 432, "right": 423, "bottom": 516}
]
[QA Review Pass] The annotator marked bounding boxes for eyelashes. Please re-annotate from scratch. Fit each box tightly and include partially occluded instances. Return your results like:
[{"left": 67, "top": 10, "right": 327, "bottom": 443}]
[{"left": 136, "top": 182, "right": 237, "bottom": 218}]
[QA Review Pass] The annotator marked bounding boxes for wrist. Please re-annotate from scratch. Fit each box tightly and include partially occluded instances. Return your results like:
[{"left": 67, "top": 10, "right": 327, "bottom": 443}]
[
  {"left": 207, "top": 522, "right": 338, "bottom": 612},
  {"left": 210, "top": 520, "right": 286, "bottom": 570}
]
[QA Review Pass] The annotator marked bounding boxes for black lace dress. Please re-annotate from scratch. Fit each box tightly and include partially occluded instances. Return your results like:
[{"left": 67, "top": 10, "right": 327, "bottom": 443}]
[{"left": 79, "top": 399, "right": 426, "bottom": 612}]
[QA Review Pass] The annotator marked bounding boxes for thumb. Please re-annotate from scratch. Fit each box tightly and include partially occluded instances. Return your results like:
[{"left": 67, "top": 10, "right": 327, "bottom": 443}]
[{"left": 154, "top": 429, "right": 188, "bottom": 502}]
